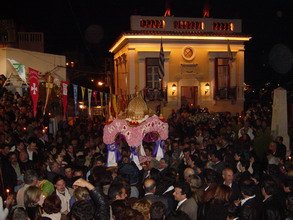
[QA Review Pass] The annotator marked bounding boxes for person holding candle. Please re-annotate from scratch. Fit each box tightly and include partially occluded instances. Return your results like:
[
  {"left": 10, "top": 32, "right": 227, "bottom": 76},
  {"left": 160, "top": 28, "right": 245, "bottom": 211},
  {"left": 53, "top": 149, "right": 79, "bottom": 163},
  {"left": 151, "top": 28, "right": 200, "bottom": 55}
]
[{"left": 0, "top": 194, "right": 14, "bottom": 220}]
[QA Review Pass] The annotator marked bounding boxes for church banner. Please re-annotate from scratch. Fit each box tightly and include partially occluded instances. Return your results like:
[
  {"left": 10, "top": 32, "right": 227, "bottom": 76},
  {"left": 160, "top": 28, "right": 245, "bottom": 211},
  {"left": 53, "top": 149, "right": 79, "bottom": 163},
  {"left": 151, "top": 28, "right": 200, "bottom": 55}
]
[{"left": 29, "top": 68, "right": 39, "bottom": 117}]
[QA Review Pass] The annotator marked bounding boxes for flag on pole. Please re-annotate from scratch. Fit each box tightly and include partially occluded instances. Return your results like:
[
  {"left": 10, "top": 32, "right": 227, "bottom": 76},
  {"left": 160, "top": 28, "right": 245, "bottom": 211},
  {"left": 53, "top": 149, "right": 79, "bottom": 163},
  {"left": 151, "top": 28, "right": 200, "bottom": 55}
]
[
  {"left": 88, "top": 89, "right": 92, "bottom": 116},
  {"left": 61, "top": 81, "right": 69, "bottom": 119},
  {"left": 43, "top": 74, "right": 54, "bottom": 115},
  {"left": 158, "top": 38, "right": 165, "bottom": 80},
  {"left": 100, "top": 92, "right": 103, "bottom": 106},
  {"left": 81, "top": 86, "right": 86, "bottom": 102},
  {"left": 73, "top": 84, "right": 78, "bottom": 116},
  {"left": 29, "top": 68, "right": 39, "bottom": 117},
  {"left": 93, "top": 91, "right": 98, "bottom": 105},
  {"left": 7, "top": 59, "right": 27, "bottom": 84}
]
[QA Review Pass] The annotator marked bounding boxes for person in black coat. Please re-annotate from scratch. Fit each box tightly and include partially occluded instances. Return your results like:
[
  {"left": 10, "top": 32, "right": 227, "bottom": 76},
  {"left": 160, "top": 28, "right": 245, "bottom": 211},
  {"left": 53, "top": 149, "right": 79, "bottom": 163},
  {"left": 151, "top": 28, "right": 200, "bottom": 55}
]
[
  {"left": 205, "top": 184, "right": 231, "bottom": 220},
  {"left": 276, "top": 136, "right": 287, "bottom": 162},
  {"left": 0, "top": 145, "right": 17, "bottom": 191},
  {"left": 72, "top": 178, "right": 109, "bottom": 220},
  {"left": 260, "top": 179, "right": 285, "bottom": 220},
  {"left": 222, "top": 168, "right": 240, "bottom": 203},
  {"left": 239, "top": 179, "right": 262, "bottom": 220}
]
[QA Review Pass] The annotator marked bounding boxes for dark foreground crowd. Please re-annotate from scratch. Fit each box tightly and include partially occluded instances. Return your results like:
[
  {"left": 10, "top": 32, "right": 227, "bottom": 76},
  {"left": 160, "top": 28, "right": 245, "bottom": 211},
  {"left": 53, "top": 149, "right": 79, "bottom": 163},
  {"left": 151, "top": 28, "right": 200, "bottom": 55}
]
[{"left": 0, "top": 89, "right": 293, "bottom": 220}]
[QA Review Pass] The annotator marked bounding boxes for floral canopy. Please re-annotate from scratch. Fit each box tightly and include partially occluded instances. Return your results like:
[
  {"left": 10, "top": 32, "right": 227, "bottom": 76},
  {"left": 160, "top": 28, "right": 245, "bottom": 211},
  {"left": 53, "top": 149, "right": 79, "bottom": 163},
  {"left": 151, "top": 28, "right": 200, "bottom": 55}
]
[{"left": 103, "top": 114, "right": 168, "bottom": 147}]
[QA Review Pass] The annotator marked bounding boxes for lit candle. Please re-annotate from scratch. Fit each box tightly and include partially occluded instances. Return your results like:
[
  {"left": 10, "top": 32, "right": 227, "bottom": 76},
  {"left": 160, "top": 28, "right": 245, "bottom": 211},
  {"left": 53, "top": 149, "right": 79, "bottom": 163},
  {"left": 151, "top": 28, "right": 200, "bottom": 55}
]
[{"left": 6, "top": 189, "right": 10, "bottom": 196}]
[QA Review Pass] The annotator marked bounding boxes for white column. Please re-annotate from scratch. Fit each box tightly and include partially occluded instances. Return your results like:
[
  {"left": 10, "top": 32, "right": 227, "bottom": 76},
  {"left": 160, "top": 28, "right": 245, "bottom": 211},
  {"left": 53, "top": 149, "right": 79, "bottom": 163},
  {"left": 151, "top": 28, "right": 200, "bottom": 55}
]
[
  {"left": 128, "top": 48, "right": 136, "bottom": 94},
  {"left": 138, "top": 58, "right": 145, "bottom": 91},
  {"left": 208, "top": 57, "right": 215, "bottom": 102},
  {"left": 230, "top": 55, "right": 236, "bottom": 87},
  {"left": 237, "top": 49, "right": 245, "bottom": 100}
]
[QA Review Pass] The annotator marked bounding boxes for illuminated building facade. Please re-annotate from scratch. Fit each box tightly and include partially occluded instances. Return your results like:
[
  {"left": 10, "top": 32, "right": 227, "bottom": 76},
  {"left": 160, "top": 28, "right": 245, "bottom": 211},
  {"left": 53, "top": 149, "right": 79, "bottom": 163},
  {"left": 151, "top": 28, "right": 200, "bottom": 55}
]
[{"left": 110, "top": 15, "right": 251, "bottom": 115}]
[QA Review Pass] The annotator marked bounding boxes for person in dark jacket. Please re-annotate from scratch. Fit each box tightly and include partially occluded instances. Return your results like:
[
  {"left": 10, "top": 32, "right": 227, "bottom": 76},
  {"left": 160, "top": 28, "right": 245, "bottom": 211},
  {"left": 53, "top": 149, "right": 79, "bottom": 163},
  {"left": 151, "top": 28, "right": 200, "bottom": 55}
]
[
  {"left": 239, "top": 179, "right": 262, "bottom": 220},
  {"left": 205, "top": 184, "right": 231, "bottom": 220},
  {"left": 72, "top": 178, "right": 109, "bottom": 220},
  {"left": 260, "top": 179, "right": 285, "bottom": 220},
  {"left": 0, "top": 144, "right": 17, "bottom": 191}
]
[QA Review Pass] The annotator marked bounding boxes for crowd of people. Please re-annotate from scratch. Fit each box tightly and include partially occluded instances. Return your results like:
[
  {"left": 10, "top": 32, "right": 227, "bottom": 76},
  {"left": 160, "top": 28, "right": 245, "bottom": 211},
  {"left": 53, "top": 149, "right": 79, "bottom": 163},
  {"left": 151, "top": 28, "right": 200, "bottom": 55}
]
[{"left": 0, "top": 88, "right": 293, "bottom": 220}]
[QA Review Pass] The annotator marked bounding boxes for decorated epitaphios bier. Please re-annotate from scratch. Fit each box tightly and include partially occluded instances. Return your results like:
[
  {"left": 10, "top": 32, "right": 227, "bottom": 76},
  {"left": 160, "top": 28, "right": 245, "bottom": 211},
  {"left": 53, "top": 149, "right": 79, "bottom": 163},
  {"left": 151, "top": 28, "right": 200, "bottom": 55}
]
[{"left": 103, "top": 93, "right": 168, "bottom": 167}]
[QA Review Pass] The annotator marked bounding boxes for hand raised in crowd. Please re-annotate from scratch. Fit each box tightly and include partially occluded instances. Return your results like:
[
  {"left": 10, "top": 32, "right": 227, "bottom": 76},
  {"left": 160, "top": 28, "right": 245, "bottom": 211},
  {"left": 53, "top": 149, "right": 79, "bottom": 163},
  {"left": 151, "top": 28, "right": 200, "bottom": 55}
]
[
  {"left": 5, "top": 194, "right": 14, "bottom": 208},
  {"left": 73, "top": 178, "right": 95, "bottom": 191}
]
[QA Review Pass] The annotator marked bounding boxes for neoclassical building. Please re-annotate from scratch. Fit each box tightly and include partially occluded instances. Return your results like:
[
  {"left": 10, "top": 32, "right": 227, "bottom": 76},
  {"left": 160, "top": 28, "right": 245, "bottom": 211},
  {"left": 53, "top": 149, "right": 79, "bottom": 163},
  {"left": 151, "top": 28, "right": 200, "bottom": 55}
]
[{"left": 110, "top": 15, "right": 251, "bottom": 115}]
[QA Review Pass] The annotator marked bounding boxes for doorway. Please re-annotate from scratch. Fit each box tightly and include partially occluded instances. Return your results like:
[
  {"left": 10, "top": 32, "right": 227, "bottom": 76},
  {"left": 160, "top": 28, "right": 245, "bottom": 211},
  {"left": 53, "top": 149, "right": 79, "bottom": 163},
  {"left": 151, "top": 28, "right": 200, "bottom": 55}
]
[{"left": 181, "top": 86, "right": 198, "bottom": 107}]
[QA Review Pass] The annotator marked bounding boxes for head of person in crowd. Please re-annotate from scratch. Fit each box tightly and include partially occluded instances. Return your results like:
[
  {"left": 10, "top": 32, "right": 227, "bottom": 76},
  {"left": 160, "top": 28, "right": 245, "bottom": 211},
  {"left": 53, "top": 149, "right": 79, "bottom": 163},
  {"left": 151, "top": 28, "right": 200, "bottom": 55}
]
[
  {"left": 27, "top": 137, "right": 38, "bottom": 152},
  {"left": 42, "top": 194, "right": 62, "bottom": 215},
  {"left": 144, "top": 178, "right": 157, "bottom": 195},
  {"left": 144, "top": 146, "right": 152, "bottom": 157},
  {"left": 240, "top": 179, "right": 256, "bottom": 198},
  {"left": 67, "top": 144, "right": 75, "bottom": 154},
  {"left": 150, "top": 201, "right": 166, "bottom": 220},
  {"left": 24, "top": 185, "right": 42, "bottom": 207},
  {"left": 8, "top": 151, "right": 19, "bottom": 166},
  {"left": 150, "top": 168, "right": 160, "bottom": 182},
  {"left": 53, "top": 175, "right": 67, "bottom": 194},
  {"left": 108, "top": 182, "right": 127, "bottom": 203},
  {"left": 206, "top": 144, "right": 217, "bottom": 154},
  {"left": 183, "top": 147, "right": 191, "bottom": 160},
  {"left": 189, "top": 174, "right": 203, "bottom": 204},
  {"left": 132, "top": 199, "right": 151, "bottom": 220},
  {"left": 111, "top": 200, "right": 127, "bottom": 220},
  {"left": 123, "top": 207, "right": 144, "bottom": 220},
  {"left": 268, "top": 141, "right": 278, "bottom": 155},
  {"left": 212, "top": 184, "right": 231, "bottom": 203},
  {"left": 234, "top": 150, "right": 243, "bottom": 162},
  {"left": 158, "top": 158, "right": 168, "bottom": 171},
  {"left": 203, "top": 168, "right": 220, "bottom": 186},
  {"left": 210, "top": 150, "right": 223, "bottom": 164},
  {"left": 92, "top": 156, "right": 106, "bottom": 168},
  {"left": 171, "top": 140, "right": 179, "bottom": 150},
  {"left": 184, "top": 167, "right": 195, "bottom": 183},
  {"left": 64, "top": 165, "right": 74, "bottom": 179},
  {"left": 53, "top": 148, "right": 66, "bottom": 164},
  {"left": 173, "top": 182, "right": 192, "bottom": 202},
  {"left": 24, "top": 169, "right": 38, "bottom": 186},
  {"left": 91, "top": 166, "right": 112, "bottom": 187},
  {"left": 73, "top": 167, "right": 84, "bottom": 178},
  {"left": 70, "top": 200, "right": 95, "bottom": 220},
  {"left": 15, "top": 139, "right": 26, "bottom": 152},
  {"left": 0, "top": 144, "right": 10, "bottom": 156},
  {"left": 157, "top": 168, "right": 178, "bottom": 195},
  {"left": 49, "top": 161, "right": 61, "bottom": 174},
  {"left": 222, "top": 168, "right": 234, "bottom": 186},
  {"left": 12, "top": 207, "right": 29, "bottom": 220},
  {"left": 73, "top": 186, "right": 90, "bottom": 202},
  {"left": 71, "top": 138, "right": 79, "bottom": 149},
  {"left": 238, "top": 158, "right": 251, "bottom": 173},
  {"left": 261, "top": 178, "right": 277, "bottom": 200}
]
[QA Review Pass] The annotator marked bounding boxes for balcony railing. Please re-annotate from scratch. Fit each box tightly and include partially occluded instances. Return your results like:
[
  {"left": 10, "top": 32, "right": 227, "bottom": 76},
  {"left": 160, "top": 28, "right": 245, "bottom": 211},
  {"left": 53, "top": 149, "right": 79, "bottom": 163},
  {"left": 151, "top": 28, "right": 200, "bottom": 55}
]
[
  {"left": 214, "top": 87, "right": 237, "bottom": 100},
  {"left": 144, "top": 88, "right": 166, "bottom": 101}
]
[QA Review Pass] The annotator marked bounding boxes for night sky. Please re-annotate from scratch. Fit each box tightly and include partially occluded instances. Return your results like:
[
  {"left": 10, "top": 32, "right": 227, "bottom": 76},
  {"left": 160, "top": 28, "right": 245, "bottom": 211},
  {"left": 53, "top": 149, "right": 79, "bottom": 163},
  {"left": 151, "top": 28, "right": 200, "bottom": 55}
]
[{"left": 2, "top": 0, "right": 293, "bottom": 88}]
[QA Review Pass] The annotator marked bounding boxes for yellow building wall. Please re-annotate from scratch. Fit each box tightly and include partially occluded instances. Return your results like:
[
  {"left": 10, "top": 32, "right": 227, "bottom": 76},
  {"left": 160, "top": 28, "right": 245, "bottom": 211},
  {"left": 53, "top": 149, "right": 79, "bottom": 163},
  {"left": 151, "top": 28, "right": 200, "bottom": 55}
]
[{"left": 114, "top": 41, "right": 246, "bottom": 115}]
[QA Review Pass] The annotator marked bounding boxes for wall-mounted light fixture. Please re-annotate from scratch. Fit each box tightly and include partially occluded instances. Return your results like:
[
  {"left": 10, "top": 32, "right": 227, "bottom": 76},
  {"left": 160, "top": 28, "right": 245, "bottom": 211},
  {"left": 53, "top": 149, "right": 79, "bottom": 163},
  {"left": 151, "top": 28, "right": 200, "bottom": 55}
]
[
  {"left": 204, "top": 83, "right": 210, "bottom": 95},
  {"left": 172, "top": 83, "right": 177, "bottom": 95}
]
